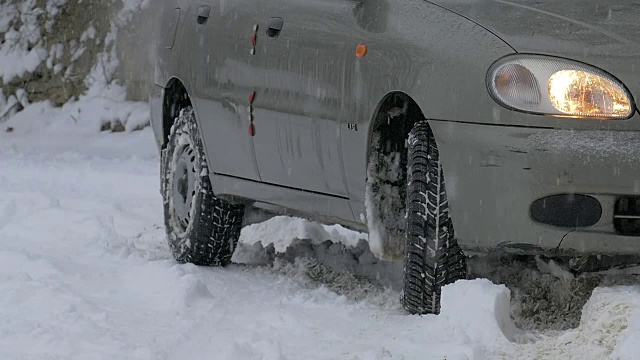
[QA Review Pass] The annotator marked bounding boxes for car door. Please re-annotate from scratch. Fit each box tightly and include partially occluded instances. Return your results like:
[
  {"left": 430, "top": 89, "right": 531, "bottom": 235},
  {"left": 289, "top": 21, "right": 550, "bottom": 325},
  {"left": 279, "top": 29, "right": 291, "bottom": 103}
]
[
  {"left": 190, "top": 1, "right": 264, "bottom": 182},
  {"left": 250, "top": 0, "right": 355, "bottom": 197}
]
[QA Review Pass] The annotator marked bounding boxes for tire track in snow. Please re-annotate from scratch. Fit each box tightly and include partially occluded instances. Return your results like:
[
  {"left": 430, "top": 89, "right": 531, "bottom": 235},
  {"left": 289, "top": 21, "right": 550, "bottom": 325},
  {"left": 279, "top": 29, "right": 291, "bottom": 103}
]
[{"left": 0, "top": 199, "right": 17, "bottom": 232}]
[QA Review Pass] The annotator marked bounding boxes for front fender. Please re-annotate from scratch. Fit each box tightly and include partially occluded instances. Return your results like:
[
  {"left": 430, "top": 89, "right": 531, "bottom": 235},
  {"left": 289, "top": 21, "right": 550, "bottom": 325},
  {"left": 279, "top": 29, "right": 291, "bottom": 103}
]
[{"left": 344, "top": 0, "right": 515, "bottom": 217}]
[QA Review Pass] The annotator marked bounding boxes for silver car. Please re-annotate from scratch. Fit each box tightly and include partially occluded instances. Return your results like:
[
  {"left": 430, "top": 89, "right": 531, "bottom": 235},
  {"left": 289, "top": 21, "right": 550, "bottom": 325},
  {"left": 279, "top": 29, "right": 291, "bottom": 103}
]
[{"left": 149, "top": 0, "right": 640, "bottom": 314}]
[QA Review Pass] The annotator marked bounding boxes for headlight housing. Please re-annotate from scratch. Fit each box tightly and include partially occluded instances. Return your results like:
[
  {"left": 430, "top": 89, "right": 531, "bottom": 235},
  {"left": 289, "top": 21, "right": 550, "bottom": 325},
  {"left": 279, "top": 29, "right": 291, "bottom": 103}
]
[{"left": 487, "top": 55, "right": 635, "bottom": 119}]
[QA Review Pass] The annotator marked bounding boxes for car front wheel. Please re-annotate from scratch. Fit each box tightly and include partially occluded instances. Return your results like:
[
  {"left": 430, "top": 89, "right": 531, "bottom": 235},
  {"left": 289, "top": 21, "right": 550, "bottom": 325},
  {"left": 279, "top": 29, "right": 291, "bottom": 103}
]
[{"left": 402, "top": 121, "right": 467, "bottom": 315}]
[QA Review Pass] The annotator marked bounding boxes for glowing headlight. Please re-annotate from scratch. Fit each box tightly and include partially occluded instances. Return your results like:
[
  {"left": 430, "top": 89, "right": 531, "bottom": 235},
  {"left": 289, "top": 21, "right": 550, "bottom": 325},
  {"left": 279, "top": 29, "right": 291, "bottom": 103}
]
[{"left": 488, "top": 55, "right": 635, "bottom": 119}]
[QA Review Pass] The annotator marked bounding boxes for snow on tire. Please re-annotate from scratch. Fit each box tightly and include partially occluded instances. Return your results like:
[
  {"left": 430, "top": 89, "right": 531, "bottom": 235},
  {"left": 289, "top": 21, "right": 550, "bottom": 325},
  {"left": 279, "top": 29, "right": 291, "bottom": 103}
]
[
  {"left": 403, "top": 121, "right": 467, "bottom": 315},
  {"left": 162, "top": 107, "right": 244, "bottom": 266}
]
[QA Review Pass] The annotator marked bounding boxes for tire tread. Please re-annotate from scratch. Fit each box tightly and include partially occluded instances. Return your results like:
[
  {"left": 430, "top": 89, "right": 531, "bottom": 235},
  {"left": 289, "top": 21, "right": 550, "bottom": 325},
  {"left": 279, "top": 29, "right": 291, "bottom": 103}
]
[
  {"left": 402, "top": 121, "right": 467, "bottom": 315},
  {"left": 162, "top": 107, "right": 244, "bottom": 267}
]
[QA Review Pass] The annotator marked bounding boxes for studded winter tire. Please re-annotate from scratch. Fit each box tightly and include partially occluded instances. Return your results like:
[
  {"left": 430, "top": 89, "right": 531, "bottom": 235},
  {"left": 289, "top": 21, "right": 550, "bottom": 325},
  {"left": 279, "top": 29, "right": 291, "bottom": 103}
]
[
  {"left": 162, "top": 107, "right": 244, "bottom": 266},
  {"left": 402, "top": 121, "right": 467, "bottom": 315}
]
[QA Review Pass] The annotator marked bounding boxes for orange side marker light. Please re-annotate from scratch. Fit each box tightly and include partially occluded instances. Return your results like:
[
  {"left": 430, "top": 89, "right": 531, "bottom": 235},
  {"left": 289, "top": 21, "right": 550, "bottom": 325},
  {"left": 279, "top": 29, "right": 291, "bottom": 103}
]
[{"left": 356, "top": 44, "right": 368, "bottom": 59}]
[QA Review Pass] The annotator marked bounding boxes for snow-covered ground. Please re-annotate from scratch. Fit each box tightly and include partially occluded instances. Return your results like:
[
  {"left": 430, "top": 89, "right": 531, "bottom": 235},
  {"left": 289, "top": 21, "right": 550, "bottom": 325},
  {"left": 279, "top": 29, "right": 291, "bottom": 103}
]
[{"left": 1, "top": 120, "right": 640, "bottom": 359}]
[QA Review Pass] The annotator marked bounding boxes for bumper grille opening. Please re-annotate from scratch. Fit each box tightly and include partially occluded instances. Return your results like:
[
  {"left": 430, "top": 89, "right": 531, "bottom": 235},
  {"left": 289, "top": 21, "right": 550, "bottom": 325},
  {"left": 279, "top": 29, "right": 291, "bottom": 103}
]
[
  {"left": 614, "top": 196, "right": 640, "bottom": 236},
  {"left": 531, "top": 194, "right": 601, "bottom": 228}
]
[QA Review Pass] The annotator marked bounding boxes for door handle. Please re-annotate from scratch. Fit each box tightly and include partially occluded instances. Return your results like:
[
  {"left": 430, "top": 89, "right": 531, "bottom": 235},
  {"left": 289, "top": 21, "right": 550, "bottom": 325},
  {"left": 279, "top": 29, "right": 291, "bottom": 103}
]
[
  {"left": 266, "top": 17, "right": 284, "bottom": 38},
  {"left": 197, "top": 6, "right": 210, "bottom": 25}
]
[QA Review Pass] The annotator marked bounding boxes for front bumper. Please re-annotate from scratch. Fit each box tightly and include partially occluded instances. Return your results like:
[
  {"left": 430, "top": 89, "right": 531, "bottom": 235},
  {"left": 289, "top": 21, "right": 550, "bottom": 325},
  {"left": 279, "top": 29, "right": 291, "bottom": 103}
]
[{"left": 430, "top": 119, "right": 640, "bottom": 256}]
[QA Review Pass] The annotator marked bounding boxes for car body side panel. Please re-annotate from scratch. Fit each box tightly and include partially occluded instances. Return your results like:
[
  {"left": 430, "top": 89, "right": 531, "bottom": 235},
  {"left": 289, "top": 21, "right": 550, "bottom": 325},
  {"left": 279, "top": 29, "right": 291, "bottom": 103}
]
[
  {"left": 149, "top": 83, "right": 163, "bottom": 149},
  {"left": 151, "top": 0, "right": 190, "bottom": 147},
  {"left": 154, "top": 0, "right": 188, "bottom": 90},
  {"left": 251, "top": 0, "right": 351, "bottom": 197},
  {"left": 339, "top": 0, "right": 514, "bottom": 220},
  {"left": 154, "top": 0, "right": 640, "bottom": 256},
  {"left": 190, "top": 0, "right": 514, "bottom": 220},
  {"left": 190, "top": 1, "right": 263, "bottom": 182},
  {"left": 175, "top": 0, "right": 515, "bottom": 225},
  {"left": 211, "top": 174, "right": 359, "bottom": 227}
]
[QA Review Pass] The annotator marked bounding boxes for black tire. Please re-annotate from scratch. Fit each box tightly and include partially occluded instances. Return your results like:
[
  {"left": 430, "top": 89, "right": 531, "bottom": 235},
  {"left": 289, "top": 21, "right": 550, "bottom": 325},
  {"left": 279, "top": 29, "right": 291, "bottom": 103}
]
[
  {"left": 162, "top": 107, "right": 244, "bottom": 266},
  {"left": 402, "top": 121, "right": 467, "bottom": 315}
]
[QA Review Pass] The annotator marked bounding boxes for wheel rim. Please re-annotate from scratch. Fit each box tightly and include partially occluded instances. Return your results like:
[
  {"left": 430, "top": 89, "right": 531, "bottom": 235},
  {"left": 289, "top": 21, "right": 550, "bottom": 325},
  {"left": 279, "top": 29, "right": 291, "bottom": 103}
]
[{"left": 171, "top": 142, "right": 197, "bottom": 233}]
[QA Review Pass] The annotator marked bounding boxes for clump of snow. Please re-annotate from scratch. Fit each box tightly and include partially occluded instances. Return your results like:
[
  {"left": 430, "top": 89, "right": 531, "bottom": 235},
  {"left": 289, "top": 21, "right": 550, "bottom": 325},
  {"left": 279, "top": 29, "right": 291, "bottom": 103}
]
[
  {"left": 0, "top": 0, "right": 59, "bottom": 83},
  {"left": 365, "top": 179, "right": 387, "bottom": 257},
  {"left": 235, "top": 225, "right": 404, "bottom": 290},
  {"left": 0, "top": 88, "right": 21, "bottom": 121},
  {"left": 365, "top": 133, "right": 406, "bottom": 260},
  {"left": 272, "top": 257, "right": 400, "bottom": 309},
  {"left": 240, "top": 216, "right": 366, "bottom": 253},
  {"left": 535, "top": 256, "right": 575, "bottom": 281},
  {"left": 441, "top": 279, "right": 518, "bottom": 345}
]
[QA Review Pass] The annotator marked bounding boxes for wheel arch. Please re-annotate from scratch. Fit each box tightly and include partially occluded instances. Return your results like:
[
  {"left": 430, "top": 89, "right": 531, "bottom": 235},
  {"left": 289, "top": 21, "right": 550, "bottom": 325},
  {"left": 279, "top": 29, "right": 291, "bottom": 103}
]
[
  {"left": 366, "top": 91, "right": 426, "bottom": 163},
  {"left": 162, "top": 77, "right": 193, "bottom": 147},
  {"left": 363, "top": 91, "right": 431, "bottom": 260}
]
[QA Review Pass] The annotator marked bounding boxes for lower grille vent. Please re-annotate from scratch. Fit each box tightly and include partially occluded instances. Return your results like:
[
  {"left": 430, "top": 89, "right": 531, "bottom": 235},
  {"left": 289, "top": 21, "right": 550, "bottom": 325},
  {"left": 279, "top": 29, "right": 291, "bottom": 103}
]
[{"left": 614, "top": 196, "right": 640, "bottom": 236}]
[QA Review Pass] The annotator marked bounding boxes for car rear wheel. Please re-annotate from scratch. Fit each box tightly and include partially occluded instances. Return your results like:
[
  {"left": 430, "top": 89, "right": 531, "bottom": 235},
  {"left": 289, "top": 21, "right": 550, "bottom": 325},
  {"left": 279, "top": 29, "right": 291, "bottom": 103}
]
[
  {"left": 162, "top": 107, "right": 244, "bottom": 266},
  {"left": 402, "top": 121, "right": 467, "bottom": 315}
]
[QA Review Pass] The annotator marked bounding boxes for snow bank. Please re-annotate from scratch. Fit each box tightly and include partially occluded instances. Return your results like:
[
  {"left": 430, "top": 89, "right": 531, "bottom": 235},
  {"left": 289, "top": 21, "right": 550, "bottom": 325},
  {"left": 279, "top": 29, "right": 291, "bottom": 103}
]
[
  {"left": 2, "top": 84, "right": 149, "bottom": 135},
  {"left": 0, "top": 0, "right": 151, "bottom": 131},
  {"left": 0, "top": 0, "right": 60, "bottom": 84}
]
